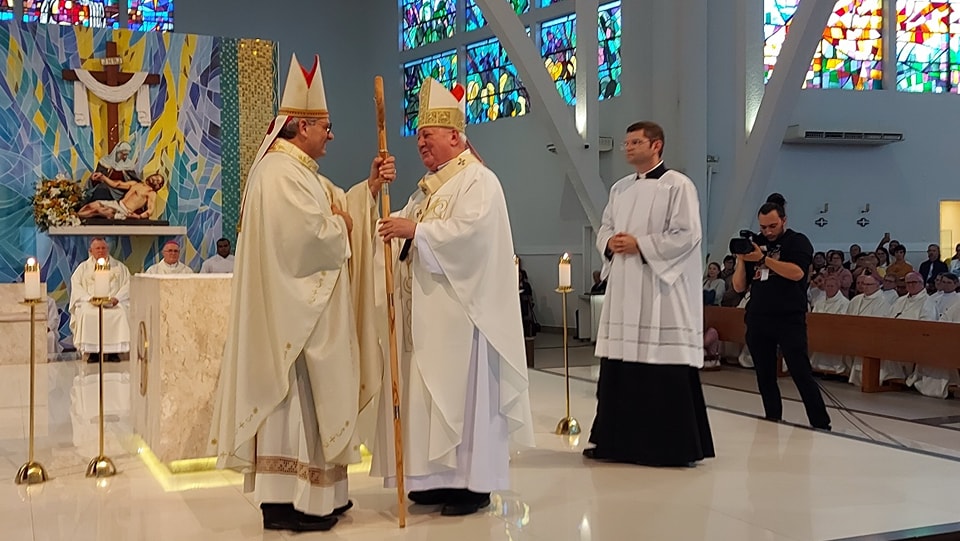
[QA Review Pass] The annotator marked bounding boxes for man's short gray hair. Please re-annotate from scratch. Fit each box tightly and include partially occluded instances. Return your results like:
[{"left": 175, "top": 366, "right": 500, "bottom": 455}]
[{"left": 278, "top": 117, "right": 315, "bottom": 140}]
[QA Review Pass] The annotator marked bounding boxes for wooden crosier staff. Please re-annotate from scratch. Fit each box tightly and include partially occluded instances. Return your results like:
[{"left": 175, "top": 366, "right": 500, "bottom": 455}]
[{"left": 374, "top": 75, "right": 406, "bottom": 529}]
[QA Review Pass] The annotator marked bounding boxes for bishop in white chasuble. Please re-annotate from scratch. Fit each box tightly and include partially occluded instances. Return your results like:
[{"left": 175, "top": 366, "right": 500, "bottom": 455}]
[
  {"left": 69, "top": 238, "right": 131, "bottom": 356},
  {"left": 372, "top": 78, "right": 534, "bottom": 517}
]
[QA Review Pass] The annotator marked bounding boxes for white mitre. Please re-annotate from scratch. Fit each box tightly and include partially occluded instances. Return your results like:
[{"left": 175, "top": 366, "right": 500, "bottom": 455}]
[
  {"left": 239, "top": 53, "right": 329, "bottom": 230},
  {"left": 418, "top": 77, "right": 466, "bottom": 133}
]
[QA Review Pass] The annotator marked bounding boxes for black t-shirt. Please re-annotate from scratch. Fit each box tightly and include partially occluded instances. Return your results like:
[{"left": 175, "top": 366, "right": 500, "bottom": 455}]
[{"left": 744, "top": 229, "right": 813, "bottom": 317}]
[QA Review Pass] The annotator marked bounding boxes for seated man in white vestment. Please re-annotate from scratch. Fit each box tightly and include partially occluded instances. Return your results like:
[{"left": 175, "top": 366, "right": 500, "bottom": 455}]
[
  {"left": 144, "top": 240, "right": 194, "bottom": 275},
  {"left": 69, "top": 237, "right": 131, "bottom": 362},
  {"left": 375, "top": 78, "right": 534, "bottom": 517},
  {"left": 583, "top": 120, "right": 714, "bottom": 466},
  {"left": 881, "top": 272, "right": 937, "bottom": 383},
  {"left": 210, "top": 54, "right": 391, "bottom": 533},
  {"left": 810, "top": 274, "right": 850, "bottom": 375},
  {"left": 199, "top": 238, "right": 235, "bottom": 273},
  {"left": 847, "top": 272, "right": 895, "bottom": 386},
  {"left": 907, "top": 273, "right": 960, "bottom": 398}
]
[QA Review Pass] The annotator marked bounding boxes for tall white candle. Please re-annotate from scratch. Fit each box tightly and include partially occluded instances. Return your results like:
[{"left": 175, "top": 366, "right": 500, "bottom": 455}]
[
  {"left": 24, "top": 258, "right": 41, "bottom": 300},
  {"left": 94, "top": 258, "right": 110, "bottom": 298},
  {"left": 558, "top": 253, "right": 571, "bottom": 289},
  {"left": 514, "top": 255, "right": 520, "bottom": 287}
]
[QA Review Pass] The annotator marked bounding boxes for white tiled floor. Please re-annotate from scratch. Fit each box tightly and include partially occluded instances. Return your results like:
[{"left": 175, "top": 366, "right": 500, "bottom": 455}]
[{"left": 2, "top": 359, "right": 959, "bottom": 540}]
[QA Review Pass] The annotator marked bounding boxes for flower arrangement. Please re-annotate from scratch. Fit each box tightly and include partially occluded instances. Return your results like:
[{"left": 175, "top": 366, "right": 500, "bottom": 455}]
[{"left": 32, "top": 175, "right": 84, "bottom": 231}]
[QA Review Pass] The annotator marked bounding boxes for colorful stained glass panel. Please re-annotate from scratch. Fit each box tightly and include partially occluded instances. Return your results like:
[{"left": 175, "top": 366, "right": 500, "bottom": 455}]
[
  {"left": 896, "top": 0, "right": 960, "bottom": 92},
  {"left": 128, "top": 0, "right": 174, "bottom": 32},
  {"left": 807, "top": 0, "right": 883, "bottom": 89},
  {"left": 539, "top": 0, "right": 564, "bottom": 6},
  {"left": 541, "top": 13, "right": 577, "bottom": 105},
  {"left": 401, "top": 0, "right": 456, "bottom": 50},
  {"left": 0, "top": 1, "right": 13, "bottom": 22},
  {"left": 402, "top": 50, "right": 458, "bottom": 136},
  {"left": 466, "top": 37, "right": 530, "bottom": 124},
  {"left": 763, "top": 0, "right": 882, "bottom": 90},
  {"left": 23, "top": 0, "right": 120, "bottom": 28},
  {"left": 466, "top": 0, "right": 530, "bottom": 32},
  {"left": 598, "top": 1, "right": 621, "bottom": 100}
]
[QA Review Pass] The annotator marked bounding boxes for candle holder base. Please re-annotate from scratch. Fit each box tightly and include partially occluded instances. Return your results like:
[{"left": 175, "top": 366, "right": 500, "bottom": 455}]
[
  {"left": 15, "top": 461, "right": 49, "bottom": 485},
  {"left": 555, "top": 416, "right": 581, "bottom": 436},
  {"left": 85, "top": 456, "right": 117, "bottom": 478}
]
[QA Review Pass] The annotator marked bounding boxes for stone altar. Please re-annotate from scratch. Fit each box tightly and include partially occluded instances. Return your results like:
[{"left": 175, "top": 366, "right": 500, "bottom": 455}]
[
  {"left": 129, "top": 274, "right": 232, "bottom": 464},
  {"left": 0, "top": 284, "right": 49, "bottom": 364}
]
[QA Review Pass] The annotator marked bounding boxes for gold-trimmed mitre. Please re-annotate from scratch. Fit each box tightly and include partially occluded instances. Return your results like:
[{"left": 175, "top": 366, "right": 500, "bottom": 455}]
[{"left": 418, "top": 77, "right": 466, "bottom": 133}]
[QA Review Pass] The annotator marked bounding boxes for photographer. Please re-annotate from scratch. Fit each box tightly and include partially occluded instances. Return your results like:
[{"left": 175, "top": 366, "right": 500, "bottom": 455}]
[{"left": 732, "top": 194, "right": 831, "bottom": 431}]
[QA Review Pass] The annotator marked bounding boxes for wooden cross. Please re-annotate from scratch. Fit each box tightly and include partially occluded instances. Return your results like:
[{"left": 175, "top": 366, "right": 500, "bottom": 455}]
[{"left": 62, "top": 41, "right": 162, "bottom": 154}]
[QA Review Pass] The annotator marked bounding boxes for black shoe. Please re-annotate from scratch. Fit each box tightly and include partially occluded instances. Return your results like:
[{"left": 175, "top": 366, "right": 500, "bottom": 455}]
[
  {"left": 332, "top": 500, "right": 353, "bottom": 516},
  {"left": 85, "top": 354, "right": 98, "bottom": 364},
  {"left": 261, "top": 503, "right": 338, "bottom": 532},
  {"left": 106, "top": 354, "right": 121, "bottom": 362},
  {"left": 582, "top": 447, "right": 600, "bottom": 459},
  {"left": 441, "top": 493, "right": 490, "bottom": 516},
  {"left": 408, "top": 488, "right": 453, "bottom": 505}
]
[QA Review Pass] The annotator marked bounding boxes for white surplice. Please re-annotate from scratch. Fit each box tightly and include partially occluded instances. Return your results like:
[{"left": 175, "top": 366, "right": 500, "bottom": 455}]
[
  {"left": 595, "top": 168, "right": 703, "bottom": 367},
  {"left": 68, "top": 256, "right": 131, "bottom": 354},
  {"left": 880, "top": 291, "right": 937, "bottom": 382},
  {"left": 810, "top": 292, "right": 850, "bottom": 374},
  {"left": 369, "top": 150, "right": 534, "bottom": 493},
  {"left": 906, "top": 296, "right": 960, "bottom": 399},
  {"left": 210, "top": 140, "right": 381, "bottom": 517},
  {"left": 200, "top": 255, "right": 235, "bottom": 274},
  {"left": 847, "top": 290, "right": 894, "bottom": 386},
  {"left": 144, "top": 261, "right": 194, "bottom": 275}
]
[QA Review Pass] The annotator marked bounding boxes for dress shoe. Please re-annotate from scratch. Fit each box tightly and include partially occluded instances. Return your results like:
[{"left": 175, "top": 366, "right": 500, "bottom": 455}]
[
  {"left": 332, "top": 499, "right": 353, "bottom": 516},
  {"left": 408, "top": 488, "right": 453, "bottom": 505},
  {"left": 441, "top": 492, "right": 490, "bottom": 516},
  {"left": 582, "top": 447, "right": 600, "bottom": 459},
  {"left": 261, "top": 503, "right": 338, "bottom": 532}
]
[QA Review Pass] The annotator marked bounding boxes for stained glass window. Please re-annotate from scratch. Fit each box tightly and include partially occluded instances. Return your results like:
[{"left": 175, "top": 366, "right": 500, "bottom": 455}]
[
  {"left": 402, "top": 50, "right": 458, "bottom": 136},
  {"left": 763, "top": 0, "right": 883, "bottom": 90},
  {"left": 466, "top": 37, "right": 530, "bottom": 124},
  {"left": 808, "top": 0, "right": 883, "bottom": 89},
  {"left": 24, "top": 0, "right": 120, "bottom": 28},
  {"left": 896, "top": 0, "right": 960, "bottom": 92},
  {"left": 763, "top": 0, "right": 799, "bottom": 84},
  {"left": 128, "top": 0, "right": 174, "bottom": 32},
  {"left": 539, "top": 0, "right": 564, "bottom": 6},
  {"left": 401, "top": 0, "right": 456, "bottom": 50},
  {"left": 466, "top": 0, "right": 530, "bottom": 32},
  {"left": 541, "top": 13, "right": 577, "bottom": 105},
  {"left": 598, "top": 1, "right": 622, "bottom": 100},
  {"left": 0, "top": 1, "right": 13, "bottom": 22}
]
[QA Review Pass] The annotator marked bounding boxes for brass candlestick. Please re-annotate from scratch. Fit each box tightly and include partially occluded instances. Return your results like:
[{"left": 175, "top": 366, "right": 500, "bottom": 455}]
[
  {"left": 86, "top": 296, "right": 117, "bottom": 479},
  {"left": 15, "top": 297, "right": 49, "bottom": 485},
  {"left": 554, "top": 285, "right": 581, "bottom": 436}
]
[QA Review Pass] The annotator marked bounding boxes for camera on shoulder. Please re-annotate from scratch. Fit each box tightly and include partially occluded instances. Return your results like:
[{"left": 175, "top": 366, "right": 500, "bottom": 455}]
[{"left": 729, "top": 229, "right": 765, "bottom": 255}]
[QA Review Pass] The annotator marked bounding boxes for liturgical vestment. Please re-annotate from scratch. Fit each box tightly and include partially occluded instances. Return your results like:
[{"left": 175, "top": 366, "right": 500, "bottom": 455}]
[
  {"left": 809, "top": 292, "right": 850, "bottom": 374},
  {"left": 69, "top": 256, "right": 131, "bottom": 354},
  {"left": 369, "top": 150, "right": 535, "bottom": 493},
  {"left": 907, "top": 297, "right": 960, "bottom": 398},
  {"left": 210, "top": 140, "right": 381, "bottom": 517},
  {"left": 847, "top": 291, "right": 894, "bottom": 386},
  {"left": 144, "top": 261, "right": 193, "bottom": 275}
]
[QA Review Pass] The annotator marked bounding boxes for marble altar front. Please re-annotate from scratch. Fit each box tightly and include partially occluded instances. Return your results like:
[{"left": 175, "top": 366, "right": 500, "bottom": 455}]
[
  {"left": 0, "top": 283, "right": 49, "bottom": 364},
  {"left": 129, "top": 274, "right": 232, "bottom": 464}
]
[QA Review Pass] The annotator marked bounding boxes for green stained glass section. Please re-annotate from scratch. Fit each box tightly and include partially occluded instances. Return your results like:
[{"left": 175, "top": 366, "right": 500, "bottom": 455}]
[
  {"left": 401, "top": 0, "right": 456, "bottom": 50},
  {"left": 466, "top": 0, "right": 530, "bottom": 32}
]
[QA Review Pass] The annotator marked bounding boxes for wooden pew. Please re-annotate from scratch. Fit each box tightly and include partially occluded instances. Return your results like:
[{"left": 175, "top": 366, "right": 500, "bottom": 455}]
[{"left": 704, "top": 306, "right": 959, "bottom": 393}]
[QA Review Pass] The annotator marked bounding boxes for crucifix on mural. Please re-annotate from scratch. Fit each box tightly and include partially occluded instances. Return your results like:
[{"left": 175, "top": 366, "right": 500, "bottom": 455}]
[{"left": 62, "top": 41, "right": 162, "bottom": 153}]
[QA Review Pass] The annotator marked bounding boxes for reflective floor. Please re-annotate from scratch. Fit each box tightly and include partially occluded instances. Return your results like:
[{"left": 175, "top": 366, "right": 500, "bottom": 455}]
[{"left": 2, "top": 355, "right": 959, "bottom": 540}]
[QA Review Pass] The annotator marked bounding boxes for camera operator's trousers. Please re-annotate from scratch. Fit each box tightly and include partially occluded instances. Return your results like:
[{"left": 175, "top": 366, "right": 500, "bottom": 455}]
[{"left": 744, "top": 313, "right": 831, "bottom": 430}]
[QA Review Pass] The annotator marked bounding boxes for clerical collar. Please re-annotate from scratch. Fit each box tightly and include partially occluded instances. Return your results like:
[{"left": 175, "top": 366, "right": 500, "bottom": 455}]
[
  {"left": 636, "top": 161, "right": 667, "bottom": 180},
  {"left": 268, "top": 138, "right": 319, "bottom": 174}
]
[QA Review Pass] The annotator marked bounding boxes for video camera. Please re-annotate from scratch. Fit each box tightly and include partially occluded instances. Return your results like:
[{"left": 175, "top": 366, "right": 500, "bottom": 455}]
[{"left": 729, "top": 229, "right": 765, "bottom": 255}]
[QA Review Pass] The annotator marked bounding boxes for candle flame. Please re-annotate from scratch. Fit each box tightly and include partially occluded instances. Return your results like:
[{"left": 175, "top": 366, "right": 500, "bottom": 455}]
[
  {"left": 97, "top": 258, "right": 106, "bottom": 265},
  {"left": 560, "top": 252, "right": 571, "bottom": 264},
  {"left": 27, "top": 257, "right": 36, "bottom": 266}
]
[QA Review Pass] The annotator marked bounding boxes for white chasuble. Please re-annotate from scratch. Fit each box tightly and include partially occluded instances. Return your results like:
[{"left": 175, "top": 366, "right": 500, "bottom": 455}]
[
  {"left": 144, "top": 261, "right": 194, "bottom": 275},
  {"left": 369, "top": 150, "right": 534, "bottom": 491},
  {"left": 595, "top": 170, "right": 704, "bottom": 367},
  {"left": 847, "top": 291, "right": 894, "bottom": 386},
  {"left": 810, "top": 293, "right": 850, "bottom": 374},
  {"left": 69, "top": 257, "right": 131, "bottom": 354},
  {"left": 210, "top": 141, "right": 382, "bottom": 510}
]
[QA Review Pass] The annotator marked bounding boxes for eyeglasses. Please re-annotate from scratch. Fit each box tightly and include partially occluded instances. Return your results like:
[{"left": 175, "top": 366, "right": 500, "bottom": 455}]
[
  {"left": 905, "top": 280, "right": 923, "bottom": 285},
  {"left": 620, "top": 138, "right": 651, "bottom": 150}
]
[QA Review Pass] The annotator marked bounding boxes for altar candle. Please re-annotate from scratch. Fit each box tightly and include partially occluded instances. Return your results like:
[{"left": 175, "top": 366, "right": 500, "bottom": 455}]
[
  {"left": 558, "top": 253, "right": 571, "bottom": 289},
  {"left": 24, "top": 258, "right": 41, "bottom": 300},
  {"left": 514, "top": 255, "right": 520, "bottom": 286},
  {"left": 94, "top": 258, "right": 110, "bottom": 298}
]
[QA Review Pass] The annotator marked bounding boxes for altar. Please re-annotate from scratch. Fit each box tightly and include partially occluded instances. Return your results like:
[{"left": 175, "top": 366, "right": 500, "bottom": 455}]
[
  {"left": 129, "top": 274, "right": 232, "bottom": 464},
  {"left": 0, "top": 284, "right": 49, "bottom": 364}
]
